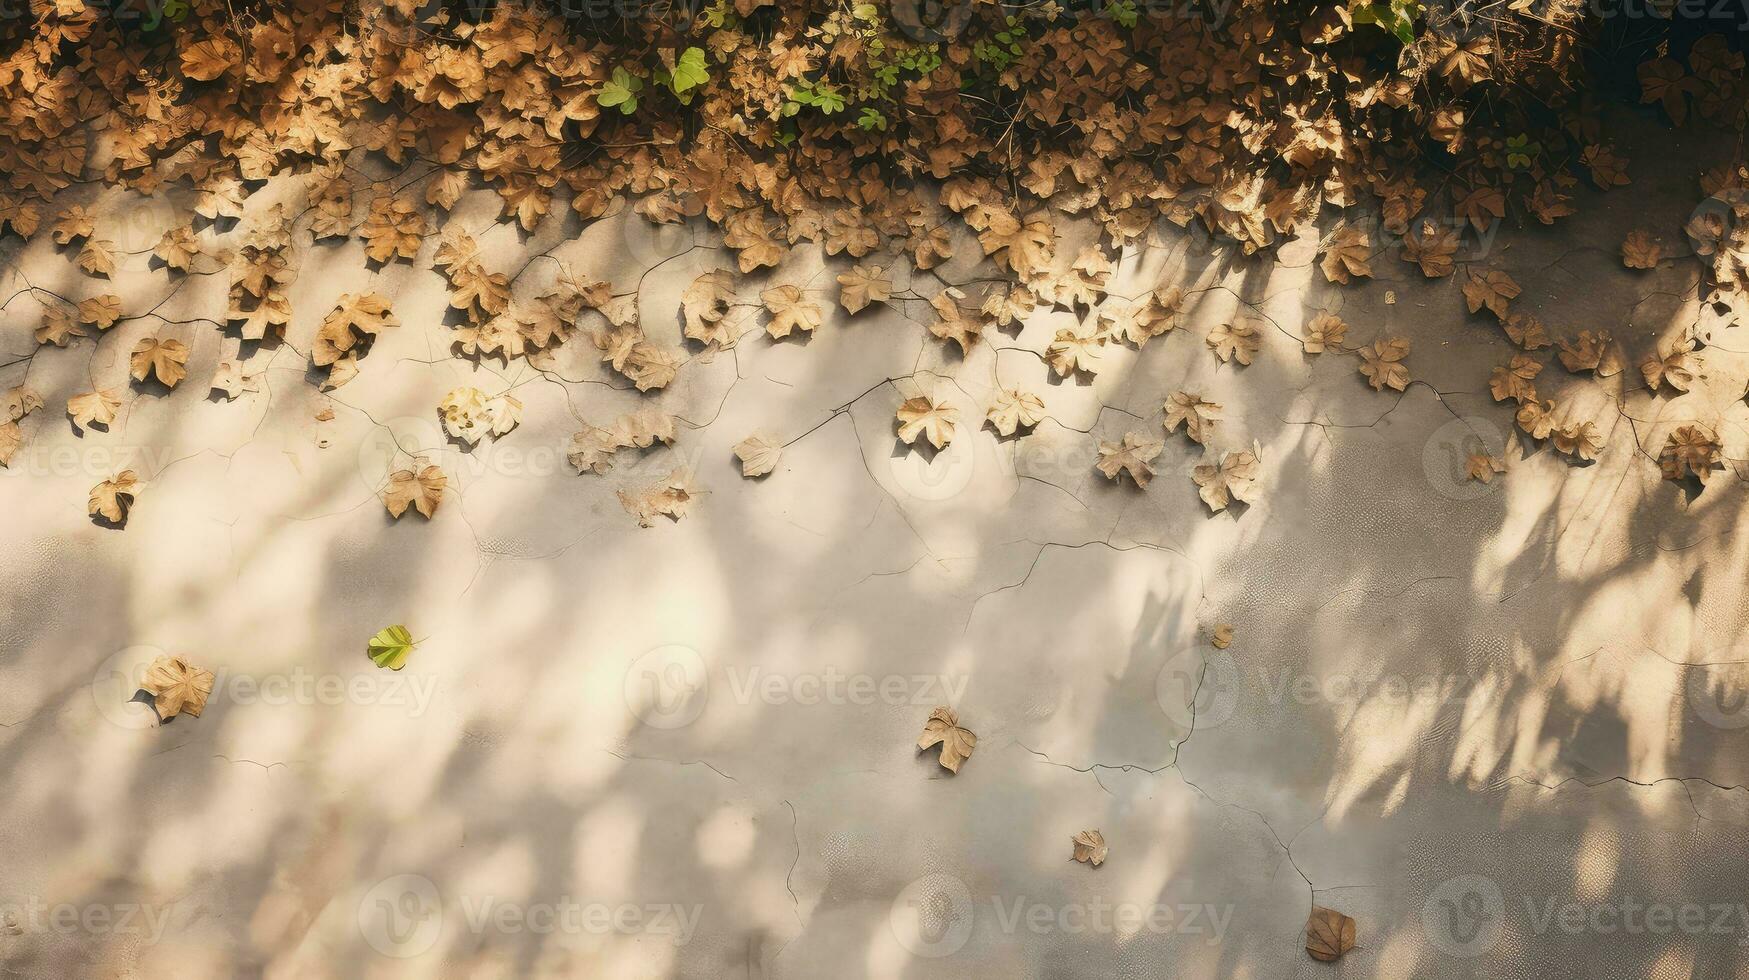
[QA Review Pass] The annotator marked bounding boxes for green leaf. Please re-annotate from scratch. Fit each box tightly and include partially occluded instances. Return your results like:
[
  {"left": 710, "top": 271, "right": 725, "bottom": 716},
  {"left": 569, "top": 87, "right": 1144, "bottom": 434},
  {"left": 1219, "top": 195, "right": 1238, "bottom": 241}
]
[
  {"left": 858, "top": 107, "right": 888, "bottom": 131},
  {"left": 668, "top": 47, "right": 710, "bottom": 96},
  {"left": 368, "top": 625, "right": 417, "bottom": 670},
  {"left": 598, "top": 68, "right": 643, "bottom": 115}
]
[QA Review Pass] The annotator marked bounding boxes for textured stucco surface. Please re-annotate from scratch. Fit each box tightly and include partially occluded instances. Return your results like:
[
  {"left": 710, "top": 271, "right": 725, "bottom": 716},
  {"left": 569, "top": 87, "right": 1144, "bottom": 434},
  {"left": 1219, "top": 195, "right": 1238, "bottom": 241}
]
[{"left": 5, "top": 117, "right": 1749, "bottom": 978}]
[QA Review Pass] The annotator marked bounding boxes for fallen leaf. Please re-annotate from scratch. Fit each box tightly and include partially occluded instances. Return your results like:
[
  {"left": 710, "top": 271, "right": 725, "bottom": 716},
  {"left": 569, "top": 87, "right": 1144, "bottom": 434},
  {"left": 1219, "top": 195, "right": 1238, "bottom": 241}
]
[
  {"left": 1164, "top": 391, "right": 1220, "bottom": 445},
  {"left": 1302, "top": 312, "right": 1347, "bottom": 354},
  {"left": 1095, "top": 432, "right": 1163, "bottom": 487},
  {"left": 1467, "top": 453, "right": 1506, "bottom": 482},
  {"left": 1319, "top": 226, "right": 1372, "bottom": 284},
  {"left": 838, "top": 264, "right": 892, "bottom": 315},
  {"left": 1557, "top": 330, "right": 1623, "bottom": 377},
  {"left": 917, "top": 705, "right": 976, "bottom": 773},
  {"left": 35, "top": 305, "right": 84, "bottom": 346},
  {"left": 1305, "top": 906, "right": 1356, "bottom": 962},
  {"left": 141, "top": 656, "right": 216, "bottom": 720},
  {"left": 896, "top": 394, "right": 958, "bottom": 449},
  {"left": 1622, "top": 229, "right": 1662, "bottom": 269},
  {"left": 77, "top": 294, "right": 122, "bottom": 328},
  {"left": 761, "top": 284, "right": 822, "bottom": 339},
  {"left": 211, "top": 361, "right": 260, "bottom": 400},
  {"left": 1359, "top": 337, "right": 1411, "bottom": 391},
  {"left": 1462, "top": 269, "right": 1520, "bottom": 320},
  {"left": 1071, "top": 830, "right": 1107, "bottom": 867},
  {"left": 1503, "top": 313, "right": 1550, "bottom": 350},
  {"left": 1641, "top": 336, "right": 1697, "bottom": 393},
  {"left": 618, "top": 467, "right": 699, "bottom": 526},
  {"left": 130, "top": 337, "right": 190, "bottom": 388},
  {"left": 383, "top": 464, "right": 446, "bottom": 519},
  {"left": 734, "top": 433, "right": 782, "bottom": 477},
  {"left": 367, "top": 625, "right": 417, "bottom": 670},
  {"left": 1046, "top": 323, "right": 1107, "bottom": 376},
  {"left": 682, "top": 269, "right": 738, "bottom": 344},
  {"left": 89, "top": 470, "right": 139, "bottom": 525},
  {"left": 1210, "top": 623, "right": 1234, "bottom": 649},
  {"left": 1193, "top": 444, "right": 1261, "bottom": 512},
  {"left": 1489, "top": 355, "right": 1543, "bottom": 403},
  {"left": 1207, "top": 319, "right": 1261, "bottom": 365},
  {"left": 986, "top": 388, "right": 1045, "bottom": 436},
  {"left": 77, "top": 238, "right": 116, "bottom": 277},
  {"left": 68, "top": 389, "right": 121, "bottom": 431},
  {"left": 1659, "top": 425, "right": 1721, "bottom": 483}
]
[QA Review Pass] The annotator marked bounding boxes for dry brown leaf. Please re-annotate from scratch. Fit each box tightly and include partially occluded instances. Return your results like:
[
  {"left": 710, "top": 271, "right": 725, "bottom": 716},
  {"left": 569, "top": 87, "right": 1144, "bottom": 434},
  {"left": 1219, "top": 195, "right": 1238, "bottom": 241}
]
[
  {"left": 77, "top": 238, "right": 116, "bottom": 277},
  {"left": 77, "top": 294, "right": 122, "bottom": 329},
  {"left": 130, "top": 337, "right": 190, "bottom": 388},
  {"left": 141, "top": 655, "right": 216, "bottom": 720},
  {"left": 35, "top": 305, "right": 84, "bottom": 347},
  {"left": 1305, "top": 906, "right": 1356, "bottom": 962},
  {"left": 917, "top": 705, "right": 976, "bottom": 773},
  {"left": 618, "top": 468, "right": 699, "bottom": 527},
  {"left": 1462, "top": 269, "right": 1520, "bottom": 320},
  {"left": 1207, "top": 320, "right": 1260, "bottom": 365},
  {"left": 1302, "top": 312, "right": 1347, "bottom": 354},
  {"left": 1641, "top": 336, "right": 1697, "bottom": 393},
  {"left": 1467, "top": 453, "right": 1507, "bottom": 483},
  {"left": 1164, "top": 391, "right": 1220, "bottom": 445},
  {"left": 838, "top": 264, "right": 892, "bottom": 315},
  {"left": 1193, "top": 444, "right": 1261, "bottom": 512},
  {"left": 1359, "top": 337, "right": 1411, "bottom": 391},
  {"left": 1503, "top": 313, "right": 1550, "bottom": 350},
  {"left": 733, "top": 433, "right": 782, "bottom": 477},
  {"left": 986, "top": 388, "right": 1045, "bottom": 437},
  {"left": 1071, "top": 830, "right": 1107, "bottom": 867},
  {"left": 1659, "top": 425, "right": 1721, "bottom": 484},
  {"left": 896, "top": 394, "right": 958, "bottom": 449},
  {"left": 682, "top": 269, "right": 738, "bottom": 345},
  {"left": 1210, "top": 623, "right": 1234, "bottom": 649},
  {"left": 1557, "top": 330, "right": 1624, "bottom": 377},
  {"left": 760, "top": 284, "right": 822, "bottom": 339},
  {"left": 1047, "top": 323, "right": 1107, "bottom": 376},
  {"left": 69, "top": 389, "right": 121, "bottom": 432},
  {"left": 1319, "top": 226, "right": 1372, "bottom": 284},
  {"left": 1095, "top": 432, "right": 1163, "bottom": 487},
  {"left": 1621, "top": 230, "right": 1662, "bottom": 270},
  {"left": 383, "top": 465, "right": 446, "bottom": 519},
  {"left": 89, "top": 470, "right": 138, "bottom": 525},
  {"left": 1489, "top": 355, "right": 1543, "bottom": 403}
]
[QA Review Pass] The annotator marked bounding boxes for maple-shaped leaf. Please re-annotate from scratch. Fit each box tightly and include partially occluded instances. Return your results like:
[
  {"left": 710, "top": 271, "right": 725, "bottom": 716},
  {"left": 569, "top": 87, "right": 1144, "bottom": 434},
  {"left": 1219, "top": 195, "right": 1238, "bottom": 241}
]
[
  {"left": 130, "top": 337, "right": 190, "bottom": 388},
  {"left": 977, "top": 210, "right": 1056, "bottom": 279},
  {"left": 1503, "top": 313, "right": 1550, "bottom": 350},
  {"left": 1319, "top": 226, "right": 1372, "bottom": 284},
  {"left": 440, "top": 387, "right": 490, "bottom": 445},
  {"left": 1581, "top": 144, "right": 1632, "bottom": 188},
  {"left": 1305, "top": 907, "right": 1357, "bottom": 962},
  {"left": 77, "top": 238, "right": 116, "bottom": 277},
  {"left": 1359, "top": 337, "right": 1411, "bottom": 391},
  {"left": 1454, "top": 185, "right": 1506, "bottom": 234},
  {"left": 916, "top": 705, "right": 976, "bottom": 773},
  {"left": 181, "top": 37, "right": 240, "bottom": 81},
  {"left": 1164, "top": 391, "right": 1220, "bottom": 445},
  {"left": 211, "top": 361, "right": 260, "bottom": 400},
  {"left": 383, "top": 465, "right": 446, "bottom": 519},
  {"left": 3, "top": 386, "right": 42, "bottom": 422},
  {"left": 77, "top": 294, "right": 122, "bottom": 329},
  {"left": 838, "top": 264, "right": 892, "bottom": 315},
  {"left": 1659, "top": 425, "right": 1721, "bottom": 483},
  {"left": 610, "top": 407, "right": 676, "bottom": 449},
  {"left": 35, "top": 305, "right": 85, "bottom": 347},
  {"left": 733, "top": 433, "right": 782, "bottom": 477},
  {"left": 1071, "top": 830, "right": 1107, "bottom": 867},
  {"left": 1515, "top": 399, "right": 1559, "bottom": 440},
  {"left": 927, "top": 289, "right": 987, "bottom": 353},
  {"left": 618, "top": 467, "right": 699, "bottom": 527},
  {"left": 1207, "top": 319, "right": 1261, "bottom": 365},
  {"left": 0, "top": 421, "right": 20, "bottom": 467},
  {"left": 624, "top": 344, "right": 681, "bottom": 392},
  {"left": 1642, "top": 336, "right": 1698, "bottom": 393},
  {"left": 367, "top": 625, "right": 417, "bottom": 670},
  {"left": 1302, "top": 312, "right": 1347, "bottom": 354},
  {"left": 1621, "top": 229, "right": 1662, "bottom": 270},
  {"left": 1401, "top": 219, "right": 1458, "bottom": 278},
  {"left": 682, "top": 269, "right": 738, "bottom": 344},
  {"left": 1095, "top": 432, "right": 1163, "bottom": 487},
  {"left": 1102, "top": 284, "right": 1183, "bottom": 345},
  {"left": 360, "top": 197, "right": 425, "bottom": 263},
  {"left": 89, "top": 470, "right": 139, "bottom": 525},
  {"left": 141, "top": 656, "right": 215, "bottom": 720},
  {"left": 154, "top": 226, "right": 200, "bottom": 271},
  {"left": 1553, "top": 419, "right": 1605, "bottom": 461},
  {"left": 760, "top": 284, "right": 822, "bottom": 339},
  {"left": 1046, "top": 323, "right": 1106, "bottom": 377},
  {"left": 896, "top": 394, "right": 958, "bottom": 449},
  {"left": 69, "top": 389, "right": 121, "bottom": 432},
  {"left": 986, "top": 388, "right": 1045, "bottom": 437},
  {"left": 1489, "top": 355, "right": 1543, "bottom": 403},
  {"left": 1557, "top": 330, "right": 1623, "bottom": 377},
  {"left": 1193, "top": 444, "right": 1261, "bottom": 512},
  {"left": 1463, "top": 269, "right": 1520, "bottom": 320},
  {"left": 314, "top": 293, "right": 398, "bottom": 366},
  {"left": 724, "top": 209, "right": 786, "bottom": 273},
  {"left": 1467, "top": 453, "right": 1506, "bottom": 483},
  {"left": 52, "top": 204, "right": 94, "bottom": 244}
]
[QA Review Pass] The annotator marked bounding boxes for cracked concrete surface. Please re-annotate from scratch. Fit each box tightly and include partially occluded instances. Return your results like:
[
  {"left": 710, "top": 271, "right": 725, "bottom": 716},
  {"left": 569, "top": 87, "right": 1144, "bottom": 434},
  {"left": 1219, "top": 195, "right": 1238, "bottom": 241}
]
[{"left": 5, "top": 116, "right": 1749, "bottom": 977}]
